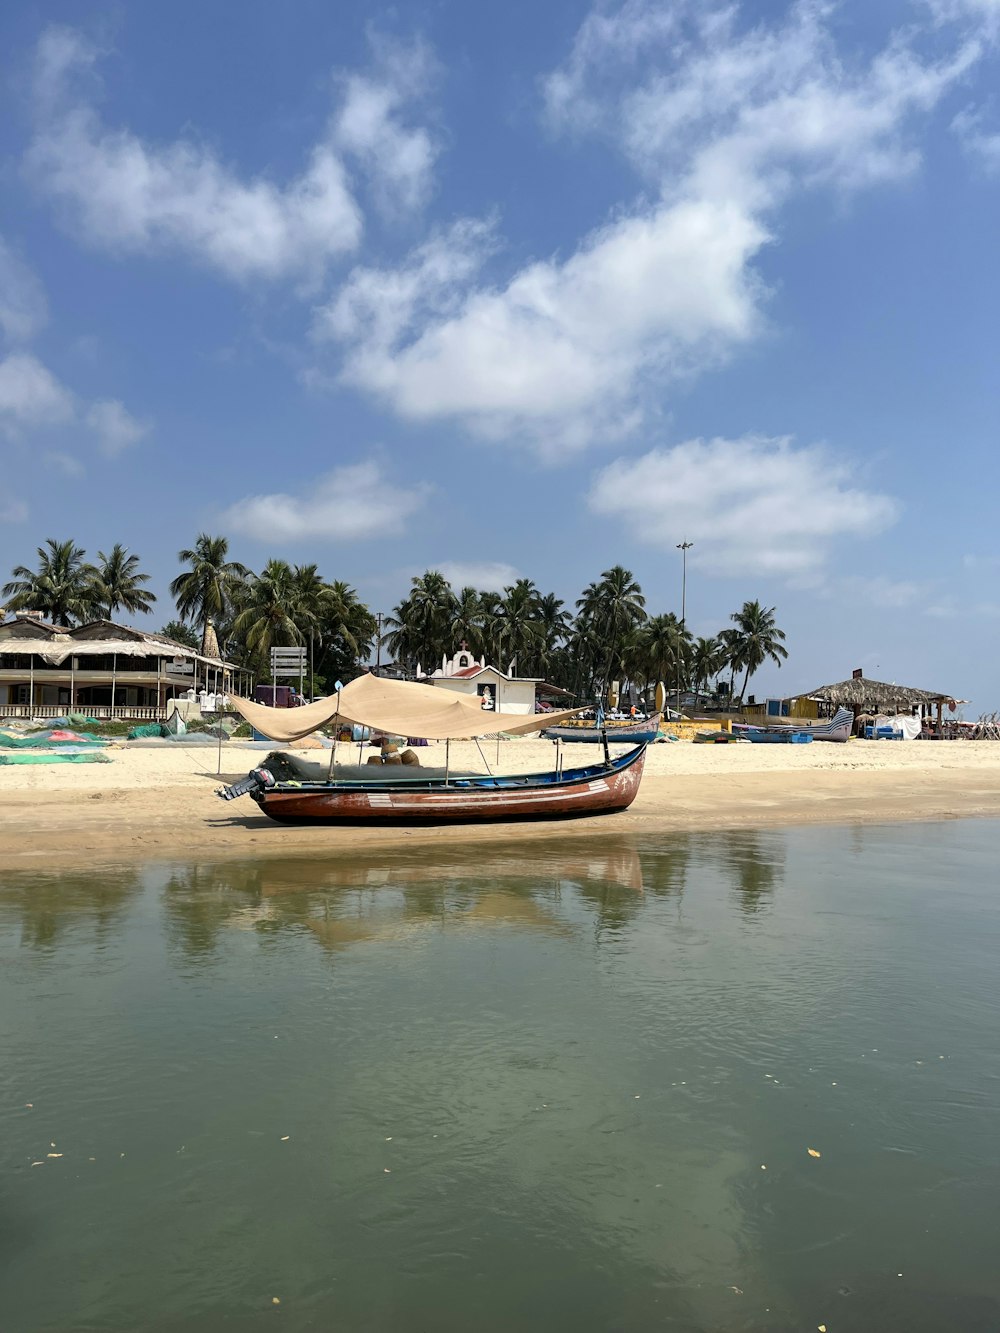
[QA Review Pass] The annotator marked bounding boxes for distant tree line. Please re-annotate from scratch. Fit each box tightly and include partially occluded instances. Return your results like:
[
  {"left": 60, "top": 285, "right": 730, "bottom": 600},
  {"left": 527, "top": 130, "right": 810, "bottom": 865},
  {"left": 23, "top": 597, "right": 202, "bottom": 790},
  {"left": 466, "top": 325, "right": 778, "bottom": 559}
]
[
  {"left": 2, "top": 539, "right": 788, "bottom": 703},
  {"left": 384, "top": 565, "right": 787, "bottom": 705}
]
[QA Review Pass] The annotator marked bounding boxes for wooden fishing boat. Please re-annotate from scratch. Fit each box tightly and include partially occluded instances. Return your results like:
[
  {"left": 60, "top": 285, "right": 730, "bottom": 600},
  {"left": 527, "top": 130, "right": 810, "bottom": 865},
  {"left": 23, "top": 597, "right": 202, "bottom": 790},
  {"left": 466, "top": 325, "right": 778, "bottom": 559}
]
[
  {"left": 738, "top": 706, "right": 854, "bottom": 743},
  {"left": 541, "top": 713, "right": 661, "bottom": 744},
  {"left": 217, "top": 743, "right": 648, "bottom": 825},
  {"left": 734, "top": 727, "right": 813, "bottom": 744}
]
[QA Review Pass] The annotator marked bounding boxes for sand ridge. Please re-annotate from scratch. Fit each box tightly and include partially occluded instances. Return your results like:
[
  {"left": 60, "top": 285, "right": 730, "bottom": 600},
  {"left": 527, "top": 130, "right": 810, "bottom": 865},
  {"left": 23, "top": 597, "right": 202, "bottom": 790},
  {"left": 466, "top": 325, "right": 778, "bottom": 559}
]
[{"left": 3, "top": 737, "right": 1000, "bottom": 867}]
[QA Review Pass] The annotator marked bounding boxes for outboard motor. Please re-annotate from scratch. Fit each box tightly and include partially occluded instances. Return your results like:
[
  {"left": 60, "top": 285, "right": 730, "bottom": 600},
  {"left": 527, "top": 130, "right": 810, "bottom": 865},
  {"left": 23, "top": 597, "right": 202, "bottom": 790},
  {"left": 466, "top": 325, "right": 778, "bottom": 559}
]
[{"left": 217, "top": 767, "right": 276, "bottom": 801}]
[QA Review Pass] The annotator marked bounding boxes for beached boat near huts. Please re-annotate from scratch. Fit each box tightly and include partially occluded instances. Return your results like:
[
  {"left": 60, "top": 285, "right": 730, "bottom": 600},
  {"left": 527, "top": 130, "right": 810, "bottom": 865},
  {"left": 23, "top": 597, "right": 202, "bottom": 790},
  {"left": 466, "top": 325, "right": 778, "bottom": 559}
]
[
  {"left": 219, "top": 744, "right": 648, "bottom": 824},
  {"left": 748, "top": 706, "right": 854, "bottom": 743},
  {"left": 219, "top": 674, "right": 648, "bottom": 826},
  {"left": 733, "top": 727, "right": 813, "bottom": 744},
  {"left": 541, "top": 713, "right": 661, "bottom": 744}
]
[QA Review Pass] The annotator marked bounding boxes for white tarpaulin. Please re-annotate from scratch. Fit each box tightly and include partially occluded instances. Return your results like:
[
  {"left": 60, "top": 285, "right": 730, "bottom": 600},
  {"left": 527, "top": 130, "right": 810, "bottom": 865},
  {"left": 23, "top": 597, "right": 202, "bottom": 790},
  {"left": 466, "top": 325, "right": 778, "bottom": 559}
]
[
  {"left": 875, "top": 714, "right": 922, "bottom": 740},
  {"left": 229, "top": 673, "right": 586, "bottom": 742}
]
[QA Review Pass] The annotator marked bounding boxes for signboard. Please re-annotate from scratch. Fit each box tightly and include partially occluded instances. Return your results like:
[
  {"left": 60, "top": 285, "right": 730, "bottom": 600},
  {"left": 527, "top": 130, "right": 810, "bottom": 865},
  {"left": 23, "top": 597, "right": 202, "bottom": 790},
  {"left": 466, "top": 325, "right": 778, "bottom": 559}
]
[
  {"left": 852, "top": 668, "right": 863, "bottom": 680},
  {"left": 270, "top": 647, "right": 306, "bottom": 679},
  {"left": 168, "top": 658, "right": 194, "bottom": 675}
]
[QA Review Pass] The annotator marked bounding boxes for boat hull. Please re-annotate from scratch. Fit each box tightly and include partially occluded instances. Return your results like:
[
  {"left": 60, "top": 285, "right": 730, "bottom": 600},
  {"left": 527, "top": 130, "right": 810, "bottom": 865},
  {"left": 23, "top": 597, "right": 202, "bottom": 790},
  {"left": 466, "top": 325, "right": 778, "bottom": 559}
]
[
  {"left": 740, "top": 730, "right": 813, "bottom": 743},
  {"left": 245, "top": 745, "right": 648, "bottom": 825},
  {"left": 748, "top": 706, "right": 854, "bottom": 742},
  {"left": 541, "top": 714, "right": 661, "bottom": 744}
]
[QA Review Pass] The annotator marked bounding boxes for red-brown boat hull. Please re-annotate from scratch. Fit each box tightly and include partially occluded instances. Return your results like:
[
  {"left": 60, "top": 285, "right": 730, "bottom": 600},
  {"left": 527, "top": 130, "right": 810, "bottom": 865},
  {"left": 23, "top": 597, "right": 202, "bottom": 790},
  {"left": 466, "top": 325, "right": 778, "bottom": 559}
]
[{"left": 251, "top": 747, "right": 647, "bottom": 825}]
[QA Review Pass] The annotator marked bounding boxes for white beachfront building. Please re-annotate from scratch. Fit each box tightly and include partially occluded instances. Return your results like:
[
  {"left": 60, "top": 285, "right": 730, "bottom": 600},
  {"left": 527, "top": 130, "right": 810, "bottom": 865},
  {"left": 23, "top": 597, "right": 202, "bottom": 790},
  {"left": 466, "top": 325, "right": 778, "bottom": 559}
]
[
  {"left": 416, "top": 644, "right": 540, "bottom": 716},
  {"left": 0, "top": 614, "right": 247, "bottom": 721}
]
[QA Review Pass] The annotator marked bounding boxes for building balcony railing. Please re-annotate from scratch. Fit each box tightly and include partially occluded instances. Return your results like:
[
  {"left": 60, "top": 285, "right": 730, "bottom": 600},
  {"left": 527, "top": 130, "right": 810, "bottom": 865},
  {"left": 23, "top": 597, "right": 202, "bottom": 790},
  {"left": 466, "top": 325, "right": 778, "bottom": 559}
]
[
  {"left": 0, "top": 667, "right": 196, "bottom": 682},
  {"left": 0, "top": 703, "right": 163, "bottom": 722}
]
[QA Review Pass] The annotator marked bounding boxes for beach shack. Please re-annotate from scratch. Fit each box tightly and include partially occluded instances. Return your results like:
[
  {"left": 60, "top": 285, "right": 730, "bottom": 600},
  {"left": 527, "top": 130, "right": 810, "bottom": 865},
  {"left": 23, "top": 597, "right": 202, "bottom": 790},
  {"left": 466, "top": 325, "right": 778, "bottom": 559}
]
[
  {"left": 0, "top": 614, "right": 247, "bottom": 721},
  {"left": 751, "top": 670, "right": 962, "bottom": 737},
  {"left": 416, "top": 644, "right": 541, "bottom": 716}
]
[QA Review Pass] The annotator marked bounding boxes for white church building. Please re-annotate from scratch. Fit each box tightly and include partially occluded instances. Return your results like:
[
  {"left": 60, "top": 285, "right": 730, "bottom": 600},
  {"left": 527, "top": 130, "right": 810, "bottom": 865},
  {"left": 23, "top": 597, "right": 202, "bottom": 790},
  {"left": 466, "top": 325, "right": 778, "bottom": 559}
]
[{"left": 416, "top": 644, "right": 540, "bottom": 715}]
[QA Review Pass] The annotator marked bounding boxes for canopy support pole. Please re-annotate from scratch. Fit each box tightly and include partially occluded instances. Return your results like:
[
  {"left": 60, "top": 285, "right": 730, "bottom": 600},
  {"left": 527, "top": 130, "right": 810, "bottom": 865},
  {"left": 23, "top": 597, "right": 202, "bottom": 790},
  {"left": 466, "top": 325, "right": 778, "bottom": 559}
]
[
  {"left": 327, "top": 690, "right": 342, "bottom": 782},
  {"left": 556, "top": 737, "right": 562, "bottom": 779},
  {"left": 473, "top": 736, "right": 495, "bottom": 782},
  {"left": 445, "top": 738, "right": 450, "bottom": 786}
]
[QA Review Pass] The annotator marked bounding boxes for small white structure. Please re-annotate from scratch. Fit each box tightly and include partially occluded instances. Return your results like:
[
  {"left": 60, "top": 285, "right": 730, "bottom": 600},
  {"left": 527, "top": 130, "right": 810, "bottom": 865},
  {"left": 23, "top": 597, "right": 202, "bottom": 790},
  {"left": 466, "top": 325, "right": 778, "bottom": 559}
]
[{"left": 416, "top": 644, "right": 540, "bottom": 716}]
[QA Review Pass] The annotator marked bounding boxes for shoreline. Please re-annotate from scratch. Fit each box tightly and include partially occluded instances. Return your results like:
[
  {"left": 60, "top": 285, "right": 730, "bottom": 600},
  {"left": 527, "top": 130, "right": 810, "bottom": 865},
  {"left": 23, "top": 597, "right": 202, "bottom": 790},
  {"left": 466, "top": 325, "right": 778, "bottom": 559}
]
[{"left": 4, "top": 738, "right": 1000, "bottom": 868}]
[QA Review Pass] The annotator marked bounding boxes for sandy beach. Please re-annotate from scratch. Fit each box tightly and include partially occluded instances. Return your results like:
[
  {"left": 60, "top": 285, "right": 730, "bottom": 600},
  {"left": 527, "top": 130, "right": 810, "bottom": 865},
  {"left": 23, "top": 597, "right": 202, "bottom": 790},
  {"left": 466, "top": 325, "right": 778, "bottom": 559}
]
[{"left": 3, "top": 736, "right": 1000, "bottom": 867}]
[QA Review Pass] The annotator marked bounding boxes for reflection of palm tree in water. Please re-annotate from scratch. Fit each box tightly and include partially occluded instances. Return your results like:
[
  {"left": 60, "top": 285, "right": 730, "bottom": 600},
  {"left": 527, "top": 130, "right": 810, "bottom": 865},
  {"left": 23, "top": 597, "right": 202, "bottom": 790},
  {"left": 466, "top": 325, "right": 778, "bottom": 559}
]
[
  {"left": 718, "top": 832, "right": 783, "bottom": 914},
  {"left": 163, "top": 861, "right": 266, "bottom": 958},
  {"left": 1, "top": 867, "right": 142, "bottom": 950},
  {"left": 640, "top": 837, "right": 691, "bottom": 900}
]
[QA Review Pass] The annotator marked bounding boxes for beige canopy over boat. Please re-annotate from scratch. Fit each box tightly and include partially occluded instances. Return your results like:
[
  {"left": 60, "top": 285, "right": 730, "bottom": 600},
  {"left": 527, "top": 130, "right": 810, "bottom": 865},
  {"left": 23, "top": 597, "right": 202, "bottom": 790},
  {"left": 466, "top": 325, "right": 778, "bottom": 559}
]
[{"left": 230, "top": 673, "right": 586, "bottom": 743}]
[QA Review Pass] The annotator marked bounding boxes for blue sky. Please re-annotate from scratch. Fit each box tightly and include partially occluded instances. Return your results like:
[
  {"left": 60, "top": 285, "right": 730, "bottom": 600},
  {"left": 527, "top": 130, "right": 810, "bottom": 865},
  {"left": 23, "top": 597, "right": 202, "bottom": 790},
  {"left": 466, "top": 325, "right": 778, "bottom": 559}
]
[{"left": 1, "top": 0, "right": 998, "bottom": 708}]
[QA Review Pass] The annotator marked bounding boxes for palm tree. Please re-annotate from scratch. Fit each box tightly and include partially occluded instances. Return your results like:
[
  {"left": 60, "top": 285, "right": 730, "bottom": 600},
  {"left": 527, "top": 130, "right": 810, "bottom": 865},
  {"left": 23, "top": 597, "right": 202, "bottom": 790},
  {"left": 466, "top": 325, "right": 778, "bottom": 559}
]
[
  {"left": 730, "top": 600, "right": 788, "bottom": 703},
  {"left": 384, "top": 570, "right": 457, "bottom": 672},
  {"left": 169, "top": 534, "right": 250, "bottom": 640},
  {"left": 576, "top": 566, "right": 646, "bottom": 696},
  {"left": 2, "top": 538, "right": 100, "bottom": 625},
  {"left": 452, "top": 587, "right": 485, "bottom": 657},
  {"left": 317, "top": 579, "right": 377, "bottom": 687},
  {"left": 94, "top": 543, "right": 156, "bottom": 619},
  {"left": 635, "top": 612, "right": 689, "bottom": 706},
  {"left": 230, "top": 560, "right": 304, "bottom": 674},
  {"left": 564, "top": 613, "right": 602, "bottom": 699},
  {"left": 494, "top": 579, "right": 543, "bottom": 674},
  {"left": 717, "top": 627, "right": 743, "bottom": 702},
  {"left": 479, "top": 590, "right": 504, "bottom": 666},
  {"left": 691, "top": 635, "right": 726, "bottom": 701},
  {"left": 536, "top": 592, "right": 572, "bottom": 678}
]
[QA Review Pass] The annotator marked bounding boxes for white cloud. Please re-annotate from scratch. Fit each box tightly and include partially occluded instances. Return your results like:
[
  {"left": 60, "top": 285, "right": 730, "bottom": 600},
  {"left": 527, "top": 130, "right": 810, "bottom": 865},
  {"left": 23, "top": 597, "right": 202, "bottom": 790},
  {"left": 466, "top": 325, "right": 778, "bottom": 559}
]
[
  {"left": 323, "top": 2, "right": 982, "bottom": 456},
  {"left": 322, "top": 201, "right": 765, "bottom": 457},
  {"left": 542, "top": 0, "right": 687, "bottom": 132},
  {"left": 435, "top": 561, "right": 520, "bottom": 592},
  {"left": 547, "top": 3, "right": 980, "bottom": 199},
  {"left": 0, "top": 352, "right": 149, "bottom": 457},
  {"left": 0, "top": 238, "right": 48, "bottom": 344},
  {"left": 952, "top": 105, "right": 1000, "bottom": 171},
  {"left": 219, "top": 459, "right": 431, "bottom": 542},
  {"left": 0, "top": 352, "right": 75, "bottom": 434},
  {"left": 26, "top": 27, "right": 363, "bottom": 284},
  {"left": 0, "top": 497, "right": 29, "bottom": 523},
  {"left": 334, "top": 36, "right": 439, "bottom": 216},
  {"left": 86, "top": 398, "right": 150, "bottom": 456},
  {"left": 924, "top": 0, "right": 1000, "bottom": 28},
  {"left": 587, "top": 435, "right": 899, "bottom": 577}
]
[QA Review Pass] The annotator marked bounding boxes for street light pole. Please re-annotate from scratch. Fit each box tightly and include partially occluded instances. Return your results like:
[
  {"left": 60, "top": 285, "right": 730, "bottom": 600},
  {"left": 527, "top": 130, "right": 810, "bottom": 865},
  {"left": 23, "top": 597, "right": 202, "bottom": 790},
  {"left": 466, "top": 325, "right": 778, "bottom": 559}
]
[{"left": 675, "top": 541, "right": 693, "bottom": 719}]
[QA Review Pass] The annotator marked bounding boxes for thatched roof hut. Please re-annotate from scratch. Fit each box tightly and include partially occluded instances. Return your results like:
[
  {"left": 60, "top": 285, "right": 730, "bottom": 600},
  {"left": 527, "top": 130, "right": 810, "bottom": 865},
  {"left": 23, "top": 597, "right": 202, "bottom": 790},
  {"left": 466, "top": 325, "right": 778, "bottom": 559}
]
[{"left": 806, "top": 675, "right": 954, "bottom": 713}]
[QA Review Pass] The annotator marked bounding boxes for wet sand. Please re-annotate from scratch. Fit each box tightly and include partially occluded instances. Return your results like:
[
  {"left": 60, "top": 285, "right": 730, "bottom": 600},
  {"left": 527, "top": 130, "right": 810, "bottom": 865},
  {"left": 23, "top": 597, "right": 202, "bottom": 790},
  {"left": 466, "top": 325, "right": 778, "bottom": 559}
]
[{"left": 3, "top": 737, "right": 1000, "bottom": 867}]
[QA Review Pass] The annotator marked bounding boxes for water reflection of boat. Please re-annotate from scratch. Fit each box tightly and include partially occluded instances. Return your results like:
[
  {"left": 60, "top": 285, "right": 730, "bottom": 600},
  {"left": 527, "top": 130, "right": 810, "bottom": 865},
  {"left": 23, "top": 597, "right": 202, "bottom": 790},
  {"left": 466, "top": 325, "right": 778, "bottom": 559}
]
[
  {"left": 252, "top": 837, "right": 645, "bottom": 897},
  {"left": 162, "top": 837, "right": 647, "bottom": 957}
]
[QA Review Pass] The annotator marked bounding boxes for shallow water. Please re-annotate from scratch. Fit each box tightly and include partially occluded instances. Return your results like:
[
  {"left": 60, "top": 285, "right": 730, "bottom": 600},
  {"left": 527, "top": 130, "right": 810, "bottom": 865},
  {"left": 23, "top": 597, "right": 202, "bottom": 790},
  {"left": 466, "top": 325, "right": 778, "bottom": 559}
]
[{"left": 2, "top": 822, "right": 999, "bottom": 1332}]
